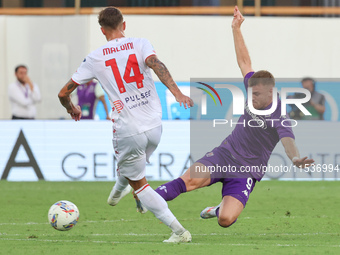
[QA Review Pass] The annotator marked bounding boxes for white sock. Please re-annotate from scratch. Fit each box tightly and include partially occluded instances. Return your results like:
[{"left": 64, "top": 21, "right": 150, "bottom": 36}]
[
  {"left": 169, "top": 219, "right": 186, "bottom": 235},
  {"left": 111, "top": 175, "right": 129, "bottom": 196},
  {"left": 135, "top": 184, "right": 186, "bottom": 235}
]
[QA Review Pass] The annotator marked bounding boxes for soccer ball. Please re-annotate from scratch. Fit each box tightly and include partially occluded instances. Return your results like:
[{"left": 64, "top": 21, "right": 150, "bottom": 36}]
[{"left": 48, "top": 200, "right": 79, "bottom": 231}]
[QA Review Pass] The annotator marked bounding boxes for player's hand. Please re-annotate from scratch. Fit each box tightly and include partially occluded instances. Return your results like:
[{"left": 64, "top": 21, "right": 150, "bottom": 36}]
[
  {"left": 292, "top": 156, "right": 315, "bottom": 168},
  {"left": 67, "top": 105, "right": 82, "bottom": 121},
  {"left": 232, "top": 6, "right": 245, "bottom": 29},
  {"left": 176, "top": 93, "right": 194, "bottom": 109},
  {"left": 106, "top": 116, "right": 111, "bottom": 120}
]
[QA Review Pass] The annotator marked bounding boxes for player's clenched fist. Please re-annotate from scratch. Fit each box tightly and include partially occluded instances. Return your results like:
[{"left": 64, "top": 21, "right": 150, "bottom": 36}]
[{"left": 232, "top": 6, "right": 245, "bottom": 29}]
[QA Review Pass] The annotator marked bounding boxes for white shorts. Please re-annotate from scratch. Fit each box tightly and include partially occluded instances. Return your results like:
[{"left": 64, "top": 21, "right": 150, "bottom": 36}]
[{"left": 112, "top": 125, "right": 162, "bottom": 181}]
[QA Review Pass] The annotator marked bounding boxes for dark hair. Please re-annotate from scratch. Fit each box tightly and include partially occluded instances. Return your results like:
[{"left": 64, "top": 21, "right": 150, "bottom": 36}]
[
  {"left": 301, "top": 77, "right": 315, "bottom": 90},
  {"left": 98, "top": 7, "right": 123, "bottom": 30},
  {"left": 15, "top": 65, "right": 27, "bottom": 73},
  {"left": 248, "top": 70, "right": 275, "bottom": 87}
]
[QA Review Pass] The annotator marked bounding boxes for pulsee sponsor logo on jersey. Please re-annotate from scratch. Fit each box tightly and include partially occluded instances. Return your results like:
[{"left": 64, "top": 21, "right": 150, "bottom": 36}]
[
  {"left": 124, "top": 90, "right": 152, "bottom": 110},
  {"left": 125, "top": 90, "right": 151, "bottom": 103}
]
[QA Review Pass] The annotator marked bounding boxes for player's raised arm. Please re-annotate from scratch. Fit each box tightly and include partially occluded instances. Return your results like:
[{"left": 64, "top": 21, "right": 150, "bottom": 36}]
[
  {"left": 58, "top": 79, "right": 82, "bottom": 121},
  {"left": 232, "top": 6, "right": 254, "bottom": 78},
  {"left": 145, "top": 55, "right": 193, "bottom": 109},
  {"left": 281, "top": 137, "right": 315, "bottom": 168}
]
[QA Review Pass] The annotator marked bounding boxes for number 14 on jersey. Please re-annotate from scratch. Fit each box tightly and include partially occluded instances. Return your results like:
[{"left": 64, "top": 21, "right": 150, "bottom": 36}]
[{"left": 105, "top": 54, "right": 144, "bottom": 93}]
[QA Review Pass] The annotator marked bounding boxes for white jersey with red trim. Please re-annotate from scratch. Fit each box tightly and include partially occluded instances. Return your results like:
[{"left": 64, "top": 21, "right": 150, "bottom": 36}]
[{"left": 72, "top": 37, "right": 162, "bottom": 138}]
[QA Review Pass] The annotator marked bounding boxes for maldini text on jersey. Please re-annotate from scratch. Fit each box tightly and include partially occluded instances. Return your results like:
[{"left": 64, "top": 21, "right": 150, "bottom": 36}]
[{"left": 103, "top": 42, "right": 134, "bottom": 55}]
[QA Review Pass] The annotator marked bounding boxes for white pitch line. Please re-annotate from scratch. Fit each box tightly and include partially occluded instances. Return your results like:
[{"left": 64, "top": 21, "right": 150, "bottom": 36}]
[
  {"left": 85, "top": 232, "right": 339, "bottom": 237},
  {"left": 0, "top": 215, "right": 329, "bottom": 226},
  {"left": 0, "top": 222, "right": 47, "bottom": 226},
  {"left": 0, "top": 219, "right": 156, "bottom": 226},
  {"left": 1, "top": 238, "right": 340, "bottom": 248},
  {"left": 0, "top": 232, "right": 337, "bottom": 237}
]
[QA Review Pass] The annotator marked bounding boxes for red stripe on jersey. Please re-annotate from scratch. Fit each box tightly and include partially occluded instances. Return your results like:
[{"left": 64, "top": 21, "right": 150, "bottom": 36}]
[
  {"left": 144, "top": 54, "right": 157, "bottom": 63},
  {"left": 71, "top": 78, "right": 80, "bottom": 85},
  {"left": 135, "top": 184, "right": 150, "bottom": 194}
]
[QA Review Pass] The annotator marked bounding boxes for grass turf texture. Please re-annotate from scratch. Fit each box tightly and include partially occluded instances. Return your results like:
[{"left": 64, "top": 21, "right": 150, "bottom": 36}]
[{"left": 0, "top": 181, "right": 339, "bottom": 255}]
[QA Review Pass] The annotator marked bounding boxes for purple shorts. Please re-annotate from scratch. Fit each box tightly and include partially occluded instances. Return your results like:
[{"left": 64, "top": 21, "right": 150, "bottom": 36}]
[{"left": 196, "top": 146, "right": 256, "bottom": 207}]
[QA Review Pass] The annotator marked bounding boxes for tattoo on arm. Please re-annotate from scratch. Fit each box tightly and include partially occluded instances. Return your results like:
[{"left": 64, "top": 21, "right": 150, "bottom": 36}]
[
  {"left": 146, "top": 55, "right": 180, "bottom": 94},
  {"left": 67, "top": 82, "right": 77, "bottom": 91},
  {"left": 58, "top": 79, "right": 78, "bottom": 111}
]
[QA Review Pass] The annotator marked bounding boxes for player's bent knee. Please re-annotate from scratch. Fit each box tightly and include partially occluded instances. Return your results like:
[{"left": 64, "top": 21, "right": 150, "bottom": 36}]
[{"left": 218, "top": 215, "right": 237, "bottom": 228}]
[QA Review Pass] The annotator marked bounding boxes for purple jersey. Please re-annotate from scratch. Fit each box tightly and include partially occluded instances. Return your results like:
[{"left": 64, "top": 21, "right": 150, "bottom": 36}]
[
  {"left": 221, "top": 72, "right": 295, "bottom": 180},
  {"left": 77, "top": 81, "right": 97, "bottom": 119}
]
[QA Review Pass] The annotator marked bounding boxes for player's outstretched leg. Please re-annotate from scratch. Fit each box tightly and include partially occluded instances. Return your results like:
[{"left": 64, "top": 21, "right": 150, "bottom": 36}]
[
  {"left": 132, "top": 179, "right": 191, "bottom": 243},
  {"left": 154, "top": 177, "right": 187, "bottom": 201},
  {"left": 134, "top": 177, "right": 186, "bottom": 214},
  {"left": 135, "top": 163, "right": 211, "bottom": 214},
  {"left": 155, "top": 163, "right": 211, "bottom": 201},
  {"left": 107, "top": 175, "right": 131, "bottom": 206}
]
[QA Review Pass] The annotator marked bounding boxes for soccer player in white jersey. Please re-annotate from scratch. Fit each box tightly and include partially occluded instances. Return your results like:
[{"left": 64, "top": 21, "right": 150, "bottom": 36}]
[{"left": 58, "top": 7, "right": 193, "bottom": 243}]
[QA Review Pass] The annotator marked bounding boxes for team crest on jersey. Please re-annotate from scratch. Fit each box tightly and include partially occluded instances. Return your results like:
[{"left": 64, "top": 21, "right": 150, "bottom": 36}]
[
  {"left": 113, "top": 100, "right": 124, "bottom": 113},
  {"left": 206, "top": 152, "right": 214, "bottom": 157}
]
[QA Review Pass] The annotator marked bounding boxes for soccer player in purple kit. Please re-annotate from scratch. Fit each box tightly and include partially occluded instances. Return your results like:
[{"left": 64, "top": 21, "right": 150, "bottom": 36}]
[{"left": 137, "top": 6, "right": 315, "bottom": 229}]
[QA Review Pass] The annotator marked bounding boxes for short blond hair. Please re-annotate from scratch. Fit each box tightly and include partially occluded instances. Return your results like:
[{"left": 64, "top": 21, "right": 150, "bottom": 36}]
[{"left": 248, "top": 70, "right": 275, "bottom": 87}]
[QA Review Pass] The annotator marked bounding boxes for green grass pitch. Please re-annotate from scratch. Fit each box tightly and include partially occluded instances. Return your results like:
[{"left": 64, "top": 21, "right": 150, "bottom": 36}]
[{"left": 0, "top": 181, "right": 340, "bottom": 255}]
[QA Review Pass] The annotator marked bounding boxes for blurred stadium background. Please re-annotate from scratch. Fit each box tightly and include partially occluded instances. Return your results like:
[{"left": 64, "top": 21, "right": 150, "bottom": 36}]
[{"left": 0, "top": 0, "right": 339, "bottom": 182}]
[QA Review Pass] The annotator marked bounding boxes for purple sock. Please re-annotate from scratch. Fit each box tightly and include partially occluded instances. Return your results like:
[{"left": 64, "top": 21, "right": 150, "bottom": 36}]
[
  {"left": 216, "top": 207, "right": 220, "bottom": 217},
  {"left": 155, "top": 178, "right": 187, "bottom": 201}
]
